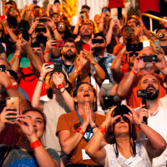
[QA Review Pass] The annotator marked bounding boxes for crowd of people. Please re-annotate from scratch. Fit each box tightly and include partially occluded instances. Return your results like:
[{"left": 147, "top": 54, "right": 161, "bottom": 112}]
[{"left": 0, "top": 0, "right": 167, "bottom": 166}]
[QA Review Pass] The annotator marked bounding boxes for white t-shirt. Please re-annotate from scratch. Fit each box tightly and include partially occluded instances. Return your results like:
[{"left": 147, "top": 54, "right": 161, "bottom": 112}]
[{"left": 104, "top": 141, "right": 151, "bottom": 167}]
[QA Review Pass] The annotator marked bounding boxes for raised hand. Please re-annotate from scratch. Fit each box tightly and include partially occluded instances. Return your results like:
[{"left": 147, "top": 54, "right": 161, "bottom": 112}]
[
  {"left": 133, "top": 56, "right": 146, "bottom": 74},
  {"left": 52, "top": 72, "right": 65, "bottom": 87},
  {"left": 0, "top": 70, "right": 12, "bottom": 87},
  {"left": 40, "top": 63, "right": 53, "bottom": 80},
  {"left": 138, "top": 104, "right": 149, "bottom": 122},
  {"left": 82, "top": 102, "right": 91, "bottom": 126}
]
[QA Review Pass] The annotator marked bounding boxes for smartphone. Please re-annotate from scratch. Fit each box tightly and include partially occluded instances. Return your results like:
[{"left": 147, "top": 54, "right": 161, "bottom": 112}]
[
  {"left": 22, "top": 31, "right": 29, "bottom": 42},
  {"left": 35, "top": 28, "right": 46, "bottom": 33},
  {"left": 82, "top": 44, "right": 90, "bottom": 51},
  {"left": 0, "top": 16, "right": 6, "bottom": 20},
  {"left": 51, "top": 40, "right": 64, "bottom": 47},
  {"left": 143, "top": 40, "right": 150, "bottom": 47},
  {"left": 39, "top": 18, "right": 47, "bottom": 23},
  {"left": 0, "top": 65, "right": 5, "bottom": 72},
  {"left": 159, "top": 33, "right": 164, "bottom": 38},
  {"left": 136, "top": 21, "right": 140, "bottom": 26},
  {"left": 143, "top": 55, "right": 158, "bottom": 62},
  {"left": 80, "top": 11, "right": 85, "bottom": 14},
  {"left": 127, "top": 27, "right": 133, "bottom": 33},
  {"left": 154, "top": 40, "right": 161, "bottom": 50},
  {"left": 92, "top": 39, "right": 104, "bottom": 44},
  {"left": 33, "top": 0, "right": 37, "bottom": 4},
  {"left": 53, "top": 64, "right": 62, "bottom": 72},
  {"left": 6, "top": 97, "right": 19, "bottom": 121}
]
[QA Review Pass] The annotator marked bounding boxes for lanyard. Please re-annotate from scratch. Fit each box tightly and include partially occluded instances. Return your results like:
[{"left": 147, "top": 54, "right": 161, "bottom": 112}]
[{"left": 76, "top": 110, "right": 96, "bottom": 141}]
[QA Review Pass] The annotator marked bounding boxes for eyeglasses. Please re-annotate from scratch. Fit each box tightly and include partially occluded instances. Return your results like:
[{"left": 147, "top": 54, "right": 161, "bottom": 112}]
[
  {"left": 115, "top": 116, "right": 129, "bottom": 123},
  {"left": 58, "top": 24, "right": 65, "bottom": 27}
]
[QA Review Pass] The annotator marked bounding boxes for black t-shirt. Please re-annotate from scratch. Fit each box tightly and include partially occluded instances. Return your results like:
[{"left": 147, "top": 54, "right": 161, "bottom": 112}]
[
  {"left": 0, "top": 42, "right": 5, "bottom": 54},
  {"left": 98, "top": 57, "right": 110, "bottom": 79},
  {"left": 161, "top": 45, "right": 167, "bottom": 56},
  {"left": 76, "top": 39, "right": 86, "bottom": 54},
  {"left": 106, "top": 35, "right": 118, "bottom": 54}
]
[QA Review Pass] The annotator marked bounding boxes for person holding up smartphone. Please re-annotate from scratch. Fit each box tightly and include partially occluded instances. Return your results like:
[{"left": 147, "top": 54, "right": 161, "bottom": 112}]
[{"left": 0, "top": 108, "right": 60, "bottom": 167}]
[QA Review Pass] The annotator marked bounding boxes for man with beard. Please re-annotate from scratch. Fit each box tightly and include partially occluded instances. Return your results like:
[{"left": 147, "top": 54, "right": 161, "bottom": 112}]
[
  {"left": 54, "top": 38, "right": 77, "bottom": 76},
  {"left": 92, "top": 33, "right": 115, "bottom": 107},
  {"left": 76, "top": 23, "right": 93, "bottom": 54},
  {"left": 117, "top": 46, "right": 167, "bottom": 108},
  {"left": 137, "top": 73, "right": 167, "bottom": 167}
]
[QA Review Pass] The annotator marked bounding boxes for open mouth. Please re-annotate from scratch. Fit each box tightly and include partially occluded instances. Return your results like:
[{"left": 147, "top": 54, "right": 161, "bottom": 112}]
[
  {"left": 83, "top": 93, "right": 90, "bottom": 97},
  {"left": 146, "top": 87, "right": 155, "bottom": 92}
]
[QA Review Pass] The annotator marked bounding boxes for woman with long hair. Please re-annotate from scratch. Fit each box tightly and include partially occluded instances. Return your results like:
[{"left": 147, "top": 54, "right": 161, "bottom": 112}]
[
  {"left": 86, "top": 105, "right": 166, "bottom": 167},
  {"left": 0, "top": 107, "right": 60, "bottom": 167}
]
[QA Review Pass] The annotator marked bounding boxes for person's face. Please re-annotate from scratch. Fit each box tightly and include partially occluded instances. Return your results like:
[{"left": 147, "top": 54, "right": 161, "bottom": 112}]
[
  {"left": 75, "top": 84, "right": 96, "bottom": 104},
  {"left": 23, "top": 111, "right": 45, "bottom": 138},
  {"left": 32, "top": 47, "right": 43, "bottom": 59},
  {"left": 81, "top": 8, "right": 89, "bottom": 18},
  {"left": 57, "top": 22, "right": 66, "bottom": 32},
  {"left": 80, "top": 24, "right": 93, "bottom": 37},
  {"left": 127, "top": 18, "right": 136, "bottom": 30},
  {"left": 54, "top": 2, "right": 60, "bottom": 12},
  {"left": 114, "top": 116, "right": 130, "bottom": 137},
  {"left": 62, "top": 42, "right": 77, "bottom": 60},
  {"left": 140, "top": 74, "right": 160, "bottom": 100},
  {"left": 103, "top": 11, "right": 110, "bottom": 20},
  {"left": 51, "top": 14, "right": 60, "bottom": 23},
  {"left": 34, "top": 8, "right": 40, "bottom": 18},
  {"left": 5, "top": 4, "right": 13, "bottom": 13},
  {"left": 94, "top": 14, "right": 101, "bottom": 24},
  {"left": 157, "top": 29, "right": 167, "bottom": 41},
  {"left": 9, "top": 7, "right": 17, "bottom": 17}
]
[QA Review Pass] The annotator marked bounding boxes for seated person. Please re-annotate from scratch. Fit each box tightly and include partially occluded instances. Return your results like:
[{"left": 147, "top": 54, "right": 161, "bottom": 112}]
[{"left": 0, "top": 108, "right": 60, "bottom": 167}]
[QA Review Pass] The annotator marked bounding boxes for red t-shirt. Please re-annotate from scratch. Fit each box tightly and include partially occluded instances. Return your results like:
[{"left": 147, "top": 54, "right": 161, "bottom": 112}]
[
  {"left": 18, "top": 67, "right": 46, "bottom": 101},
  {"left": 108, "top": 0, "right": 126, "bottom": 8},
  {"left": 140, "top": 0, "right": 159, "bottom": 13}
]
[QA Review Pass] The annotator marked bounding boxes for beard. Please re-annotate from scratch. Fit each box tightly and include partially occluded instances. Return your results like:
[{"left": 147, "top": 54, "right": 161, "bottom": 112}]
[
  {"left": 146, "top": 85, "right": 160, "bottom": 100},
  {"left": 63, "top": 50, "right": 76, "bottom": 60}
]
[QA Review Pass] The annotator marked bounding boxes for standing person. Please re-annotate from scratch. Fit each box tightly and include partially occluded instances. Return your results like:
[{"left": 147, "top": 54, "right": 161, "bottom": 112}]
[
  {"left": 86, "top": 105, "right": 166, "bottom": 167},
  {"left": 56, "top": 82, "right": 105, "bottom": 166},
  {"left": 0, "top": 108, "right": 60, "bottom": 167}
]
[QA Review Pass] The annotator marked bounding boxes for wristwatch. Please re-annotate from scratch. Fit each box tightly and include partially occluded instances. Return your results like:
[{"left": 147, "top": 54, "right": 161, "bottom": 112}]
[{"left": 91, "top": 60, "right": 97, "bottom": 65}]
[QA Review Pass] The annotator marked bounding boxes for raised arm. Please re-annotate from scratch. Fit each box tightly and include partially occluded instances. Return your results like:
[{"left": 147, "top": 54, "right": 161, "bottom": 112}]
[
  {"left": 117, "top": 56, "right": 146, "bottom": 99},
  {"left": 82, "top": 50, "right": 106, "bottom": 86},
  {"left": 86, "top": 106, "right": 120, "bottom": 165},
  {"left": 20, "top": 38, "right": 43, "bottom": 73},
  {"left": 98, "top": 13, "right": 105, "bottom": 33},
  {"left": 2, "top": 19, "right": 17, "bottom": 43},
  {"left": 111, "top": 45, "right": 126, "bottom": 82},
  {"left": 125, "top": 106, "right": 166, "bottom": 159},
  {"left": 31, "top": 63, "right": 53, "bottom": 110}
]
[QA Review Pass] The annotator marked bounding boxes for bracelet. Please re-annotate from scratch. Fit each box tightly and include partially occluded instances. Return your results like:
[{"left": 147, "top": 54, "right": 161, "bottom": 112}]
[
  {"left": 118, "top": 53, "right": 123, "bottom": 57},
  {"left": 17, "top": 55, "right": 21, "bottom": 59},
  {"left": 138, "top": 121, "right": 146, "bottom": 129},
  {"left": 60, "top": 87, "right": 65, "bottom": 93},
  {"left": 30, "top": 140, "right": 41, "bottom": 150},
  {"left": 99, "top": 126, "right": 106, "bottom": 134},
  {"left": 76, "top": 24, "right": 80, "bottom": 26},
  {"left": 52, "top": 27, "right": 57, "bottom": 31},
  {"left": 45, "top": 50, "right": 50, "bottom": 54},
  {"left": 91, "top": 125, "right": 98, "bottom": 131},
  {"left": 74, "top": 69, "right": 80, "bottom": 74},
  {"left": 6, "top": 84, "right": 15, "bottom": 90},
  {"left": 58, "top": 84, "right": 64, "bottom": 89},
  {"left": 76, "top": 127, "right": 85, "bottom": 135},
  {"left": 131, "top": 68, "right": 137, "bottom": 75},
  {"left": 37, "top": 78, "right": 44, "bottom": 83}
]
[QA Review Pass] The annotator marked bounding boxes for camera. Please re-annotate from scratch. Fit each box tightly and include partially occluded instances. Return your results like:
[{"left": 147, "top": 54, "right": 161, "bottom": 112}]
[
  {"left": 159, "top": 33, "right": 164, "bottom": 38},
  {"left": 126, "top": 42, "right": 143, "bottom": 52},
  {"left": 137, "top": 90, "right": 152, "bottom": 98},
  {"left": 113, "top": 105, "right": 131, "bottom": 116}
]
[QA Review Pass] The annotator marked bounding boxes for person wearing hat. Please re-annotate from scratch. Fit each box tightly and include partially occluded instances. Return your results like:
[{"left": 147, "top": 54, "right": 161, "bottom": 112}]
[
  {"left": 31, "top": 62, "right": 73, "bottom": 156},
  {"left": 86, "top": 105, "right": 166, "bottom": 167}
]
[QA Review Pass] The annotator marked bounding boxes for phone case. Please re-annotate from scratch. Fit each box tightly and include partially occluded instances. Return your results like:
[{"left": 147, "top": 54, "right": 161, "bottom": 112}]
[
  {"left": 82, "top": 44, "right": 90, "bottom": 51},
  {"left": 6, "top": 97, "right": 19, "bottom": 121}
]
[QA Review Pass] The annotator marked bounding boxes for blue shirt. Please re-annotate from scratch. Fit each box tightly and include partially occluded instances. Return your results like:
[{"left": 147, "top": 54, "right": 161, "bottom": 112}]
[{"left": 92, "top": 52, "right": 115, "bottom": 84}]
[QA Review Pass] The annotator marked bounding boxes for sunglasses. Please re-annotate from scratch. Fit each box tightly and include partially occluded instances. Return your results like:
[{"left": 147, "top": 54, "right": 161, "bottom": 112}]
[{"left": 115, "top": 116, "right": 129, "bottom": 123}]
